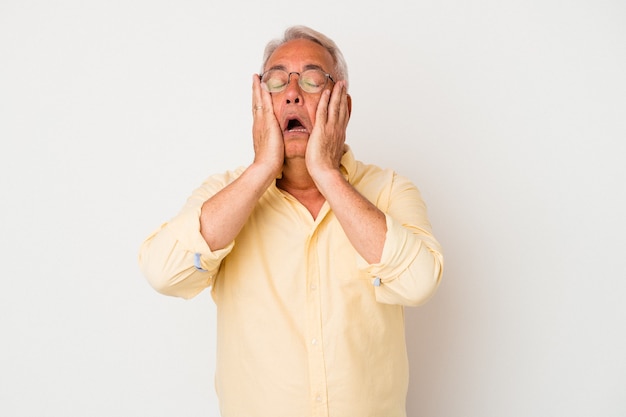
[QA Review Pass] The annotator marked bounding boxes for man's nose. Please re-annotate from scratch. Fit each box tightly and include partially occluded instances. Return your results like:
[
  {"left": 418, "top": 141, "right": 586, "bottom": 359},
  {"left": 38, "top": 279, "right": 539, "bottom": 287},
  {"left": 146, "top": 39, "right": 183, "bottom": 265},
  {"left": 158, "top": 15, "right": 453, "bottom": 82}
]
[{"left": 284, "top": 73, "right": 302, "bottom": 104}]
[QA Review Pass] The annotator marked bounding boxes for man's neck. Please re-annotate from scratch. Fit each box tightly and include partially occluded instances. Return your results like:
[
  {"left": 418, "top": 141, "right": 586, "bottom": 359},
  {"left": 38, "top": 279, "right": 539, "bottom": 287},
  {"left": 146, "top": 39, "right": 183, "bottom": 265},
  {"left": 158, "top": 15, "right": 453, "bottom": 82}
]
[{"left": 277, "top": 159, "right": 326, "bottom": 219}]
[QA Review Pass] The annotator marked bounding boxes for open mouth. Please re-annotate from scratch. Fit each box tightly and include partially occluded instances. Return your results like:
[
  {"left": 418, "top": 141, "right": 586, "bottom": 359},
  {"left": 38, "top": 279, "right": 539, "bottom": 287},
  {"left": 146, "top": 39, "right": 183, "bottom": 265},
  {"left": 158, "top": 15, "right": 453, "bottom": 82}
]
[{"left": 284, "top": 117, "right": 307, "bottom": 133}]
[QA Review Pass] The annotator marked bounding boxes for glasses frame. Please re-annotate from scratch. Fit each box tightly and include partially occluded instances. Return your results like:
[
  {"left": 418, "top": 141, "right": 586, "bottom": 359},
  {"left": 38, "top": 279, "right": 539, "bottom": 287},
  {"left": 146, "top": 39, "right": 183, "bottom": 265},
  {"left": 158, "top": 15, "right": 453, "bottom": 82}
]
[{"left": 260, "top": 69, "right": 335, "bottom": 94}]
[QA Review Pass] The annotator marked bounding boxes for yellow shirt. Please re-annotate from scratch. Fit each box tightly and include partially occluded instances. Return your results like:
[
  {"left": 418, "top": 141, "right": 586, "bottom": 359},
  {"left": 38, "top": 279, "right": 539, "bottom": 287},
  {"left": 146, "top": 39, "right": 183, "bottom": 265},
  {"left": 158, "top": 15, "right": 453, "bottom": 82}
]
[{"left": 139, "top": 148, "right": 443, "bottom": 417}]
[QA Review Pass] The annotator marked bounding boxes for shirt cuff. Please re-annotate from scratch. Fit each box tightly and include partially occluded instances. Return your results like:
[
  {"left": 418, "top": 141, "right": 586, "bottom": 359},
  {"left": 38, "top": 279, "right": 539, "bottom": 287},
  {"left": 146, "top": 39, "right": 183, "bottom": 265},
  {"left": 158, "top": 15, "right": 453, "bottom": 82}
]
[
  {"left": 167, "top": 205, "right": 235, "bottom": 272},
  {"left": 193, "top": 240, "right": 235, "bottom": 272},
  {"left": 194, "top": 253, "right": 208, "bottom": 271},
  {"left": 358, "top": 215, "right": 422, "bottom": 283}
]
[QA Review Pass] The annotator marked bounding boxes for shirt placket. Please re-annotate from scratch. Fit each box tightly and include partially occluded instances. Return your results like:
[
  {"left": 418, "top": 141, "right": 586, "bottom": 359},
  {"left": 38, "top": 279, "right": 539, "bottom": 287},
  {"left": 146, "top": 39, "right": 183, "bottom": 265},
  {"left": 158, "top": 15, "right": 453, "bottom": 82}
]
[{"left": 305, "top": 229, "right": 329, "bottom": 417}]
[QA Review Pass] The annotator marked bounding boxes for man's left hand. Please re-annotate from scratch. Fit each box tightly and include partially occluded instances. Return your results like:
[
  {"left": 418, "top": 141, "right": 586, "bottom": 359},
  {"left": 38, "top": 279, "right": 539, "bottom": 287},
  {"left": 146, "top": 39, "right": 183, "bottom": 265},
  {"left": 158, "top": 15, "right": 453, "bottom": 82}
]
[{"left": 305, "top": 80, "right": 351, "bottom": 179}]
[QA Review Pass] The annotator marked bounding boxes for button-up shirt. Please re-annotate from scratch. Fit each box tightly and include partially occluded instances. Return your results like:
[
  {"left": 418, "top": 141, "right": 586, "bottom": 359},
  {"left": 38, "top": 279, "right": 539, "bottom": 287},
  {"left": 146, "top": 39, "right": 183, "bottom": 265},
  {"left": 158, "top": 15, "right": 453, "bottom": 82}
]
[{"left": 139, "top": 148, "right": 443, "bottom": 417}]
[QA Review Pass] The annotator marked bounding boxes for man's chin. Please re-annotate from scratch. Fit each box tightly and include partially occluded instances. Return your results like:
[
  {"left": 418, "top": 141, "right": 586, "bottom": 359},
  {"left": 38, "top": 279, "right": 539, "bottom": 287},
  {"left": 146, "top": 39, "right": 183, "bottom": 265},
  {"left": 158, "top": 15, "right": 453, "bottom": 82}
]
[
  {"left": 283, "top": 131, "right": 310, "bottom": 141},
  {"left": 283, "top": 141, "right": 308, "bottom": 160}
]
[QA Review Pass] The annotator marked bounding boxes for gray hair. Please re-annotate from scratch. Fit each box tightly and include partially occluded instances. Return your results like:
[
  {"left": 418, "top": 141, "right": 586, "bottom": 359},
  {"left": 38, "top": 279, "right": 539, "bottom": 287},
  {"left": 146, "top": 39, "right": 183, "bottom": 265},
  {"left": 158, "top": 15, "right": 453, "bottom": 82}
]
[{"left": 261, "top": 25, "right": 349, "bottom": 90}]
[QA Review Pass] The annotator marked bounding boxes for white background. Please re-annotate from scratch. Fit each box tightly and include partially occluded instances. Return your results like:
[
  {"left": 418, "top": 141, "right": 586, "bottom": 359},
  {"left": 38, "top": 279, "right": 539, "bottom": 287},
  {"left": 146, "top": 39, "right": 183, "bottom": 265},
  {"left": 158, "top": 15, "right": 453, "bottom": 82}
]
[{"left": 1, "top": 1, "right": 625, "bottom": 416}]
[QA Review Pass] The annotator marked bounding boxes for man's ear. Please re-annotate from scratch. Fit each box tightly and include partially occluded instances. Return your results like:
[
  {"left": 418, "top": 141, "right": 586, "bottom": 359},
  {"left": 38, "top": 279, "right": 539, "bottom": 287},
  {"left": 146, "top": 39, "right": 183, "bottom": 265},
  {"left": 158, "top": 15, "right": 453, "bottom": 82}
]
[{"left": 347, "top": 94, "right": 352, "bottom": 117}]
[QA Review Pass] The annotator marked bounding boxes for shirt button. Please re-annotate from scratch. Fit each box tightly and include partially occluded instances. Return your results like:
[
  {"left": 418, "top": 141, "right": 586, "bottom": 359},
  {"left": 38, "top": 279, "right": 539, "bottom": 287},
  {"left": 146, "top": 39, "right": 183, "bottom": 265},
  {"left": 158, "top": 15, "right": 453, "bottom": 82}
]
[
  {"left": 316, "top": 395, "right": 322, "bottom": 402},
  {"left": 311, "top": 338, "right": 317, "bottom": 345},
  {"left": 310, "top": 284, "right": 317, "bottom": 290}
]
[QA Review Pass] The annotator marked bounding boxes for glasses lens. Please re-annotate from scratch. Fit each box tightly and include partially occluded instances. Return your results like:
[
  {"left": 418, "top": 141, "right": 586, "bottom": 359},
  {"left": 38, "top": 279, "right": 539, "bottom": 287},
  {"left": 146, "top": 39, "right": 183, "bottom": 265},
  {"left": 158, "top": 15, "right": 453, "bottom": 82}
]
[
  {"left": 299, "top": 70, "right": 328, "bottom": 93},
  {"left": 261, "top": 70, "right": 288, "bottom": 93}
]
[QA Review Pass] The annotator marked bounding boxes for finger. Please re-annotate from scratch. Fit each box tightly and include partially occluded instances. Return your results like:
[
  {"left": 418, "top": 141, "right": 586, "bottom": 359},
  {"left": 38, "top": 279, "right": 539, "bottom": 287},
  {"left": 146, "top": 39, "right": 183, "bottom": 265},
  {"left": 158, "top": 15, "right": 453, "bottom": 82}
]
[
  {"left": 260, "top": 79, "right": 274, "bottom": 115},
  {"left": 327, "top": 80, "right": 346, "bottom": 124},
  {"left": 338, "top": 82, "right": 350, "bottom": 125},
  {"left": 252, "top": 74, "right": 264, "bottom": 117},
  {"left": 315, "top": 88, "right": 331, "bottom": 126},
  {"left": 333, "top": 81, "right": 349, "bottom": 128},
  {"left": 253, "top": 74, "right": 276, "bottom": 117}
]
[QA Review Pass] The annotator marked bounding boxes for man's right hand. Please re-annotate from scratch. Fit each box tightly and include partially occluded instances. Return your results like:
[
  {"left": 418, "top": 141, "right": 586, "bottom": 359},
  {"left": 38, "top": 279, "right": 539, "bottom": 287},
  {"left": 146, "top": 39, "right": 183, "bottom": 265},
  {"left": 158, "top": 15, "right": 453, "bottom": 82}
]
[
  {"left": 252, "top": 74, "right": 284, "bottom": 179},
  {"left": 198, "top": 76, "right": 284, "bottom": 251}
]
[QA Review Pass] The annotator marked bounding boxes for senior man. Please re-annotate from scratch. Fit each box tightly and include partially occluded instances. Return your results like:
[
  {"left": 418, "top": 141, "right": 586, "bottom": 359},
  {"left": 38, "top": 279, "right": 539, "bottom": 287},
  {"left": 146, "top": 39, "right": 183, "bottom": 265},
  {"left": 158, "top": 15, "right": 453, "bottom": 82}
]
[{"left": 139, "top": 25, "right": 443, "bottom": 417}]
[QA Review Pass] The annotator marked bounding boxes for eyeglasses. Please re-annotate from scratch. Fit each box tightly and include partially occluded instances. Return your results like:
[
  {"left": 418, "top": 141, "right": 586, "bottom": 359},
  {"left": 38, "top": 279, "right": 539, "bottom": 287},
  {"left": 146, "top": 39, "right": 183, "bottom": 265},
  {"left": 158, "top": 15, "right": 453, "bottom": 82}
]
[{"left": 261, "top": 69, "right": 335, "bottom": 94}]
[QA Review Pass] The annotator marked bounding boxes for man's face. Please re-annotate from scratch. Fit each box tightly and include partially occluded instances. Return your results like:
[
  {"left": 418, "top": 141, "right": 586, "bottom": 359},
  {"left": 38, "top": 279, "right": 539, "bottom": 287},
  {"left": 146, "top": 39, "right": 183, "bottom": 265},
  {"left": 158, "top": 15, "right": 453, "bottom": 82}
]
[{"left": 263, "top": 38, "right": 336, "bottom": 158}]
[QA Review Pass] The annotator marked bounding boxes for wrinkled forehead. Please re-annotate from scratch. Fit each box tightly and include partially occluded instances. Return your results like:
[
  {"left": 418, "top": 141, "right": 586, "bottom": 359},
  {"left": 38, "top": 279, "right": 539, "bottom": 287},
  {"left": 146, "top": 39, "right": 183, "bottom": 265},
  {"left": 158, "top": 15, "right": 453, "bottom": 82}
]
[{"left": 264, "top": 39, "right": 335, "bottom": 74}]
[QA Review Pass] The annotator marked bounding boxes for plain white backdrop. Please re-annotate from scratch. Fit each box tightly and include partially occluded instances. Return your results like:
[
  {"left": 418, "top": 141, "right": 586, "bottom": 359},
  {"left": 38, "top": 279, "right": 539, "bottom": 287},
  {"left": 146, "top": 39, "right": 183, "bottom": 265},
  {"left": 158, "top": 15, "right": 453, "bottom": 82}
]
[{"left": 1, "top": 1, "right": 625, "bottom": 416}]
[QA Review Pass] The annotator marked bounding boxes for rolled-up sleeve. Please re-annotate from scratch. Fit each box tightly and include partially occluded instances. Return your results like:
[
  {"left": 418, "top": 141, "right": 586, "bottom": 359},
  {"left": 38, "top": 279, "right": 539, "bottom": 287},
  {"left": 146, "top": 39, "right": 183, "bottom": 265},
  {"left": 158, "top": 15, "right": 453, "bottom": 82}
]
[
  {"left": 358, "top": 173, "right": 443, "bottom": 306},
  {"left": 138, "top": 168, "right": 243, "bottom": 299}
]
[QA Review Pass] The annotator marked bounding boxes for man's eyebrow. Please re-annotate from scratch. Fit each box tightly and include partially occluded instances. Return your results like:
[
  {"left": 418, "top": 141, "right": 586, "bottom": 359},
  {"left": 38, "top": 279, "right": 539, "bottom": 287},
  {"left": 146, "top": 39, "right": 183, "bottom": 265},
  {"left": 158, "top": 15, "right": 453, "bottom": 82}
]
[
  {"left": 302, "top": 64, "right": 326, "bottom": 72},
  {"left": 265, "top": 64, "right": 328, "bottom": 72},
  {"left": 266, "top": 64, "right": 288, "bottom": 72}
]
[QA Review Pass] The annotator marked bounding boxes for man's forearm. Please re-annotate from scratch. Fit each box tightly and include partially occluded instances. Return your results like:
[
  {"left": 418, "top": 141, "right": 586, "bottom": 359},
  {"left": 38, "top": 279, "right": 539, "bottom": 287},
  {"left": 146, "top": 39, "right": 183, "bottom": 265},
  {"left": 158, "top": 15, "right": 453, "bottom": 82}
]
[
  {"left": 200, "top": 163, "right": 276, "bottom": 250},
  {"left": 314, "top": 169, "right": 387, "bottom": 264}
]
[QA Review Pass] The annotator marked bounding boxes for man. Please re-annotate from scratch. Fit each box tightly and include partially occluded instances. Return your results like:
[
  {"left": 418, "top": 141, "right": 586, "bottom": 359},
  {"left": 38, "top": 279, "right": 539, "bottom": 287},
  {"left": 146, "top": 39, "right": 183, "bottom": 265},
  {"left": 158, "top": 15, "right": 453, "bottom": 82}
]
[{"left": 139, "top": 25, "right": 443, "bottom": 417}]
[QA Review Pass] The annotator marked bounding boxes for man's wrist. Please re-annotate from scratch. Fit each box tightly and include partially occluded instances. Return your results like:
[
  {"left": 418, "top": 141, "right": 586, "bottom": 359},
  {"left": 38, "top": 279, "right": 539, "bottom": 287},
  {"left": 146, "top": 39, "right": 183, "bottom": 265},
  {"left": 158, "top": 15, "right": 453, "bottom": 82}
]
[
  {"left": 310, "top": 166, "right": 346, "bottom": 195},
  {"left": 248, "top": 160, "right": 282, "bottom": 183}
]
